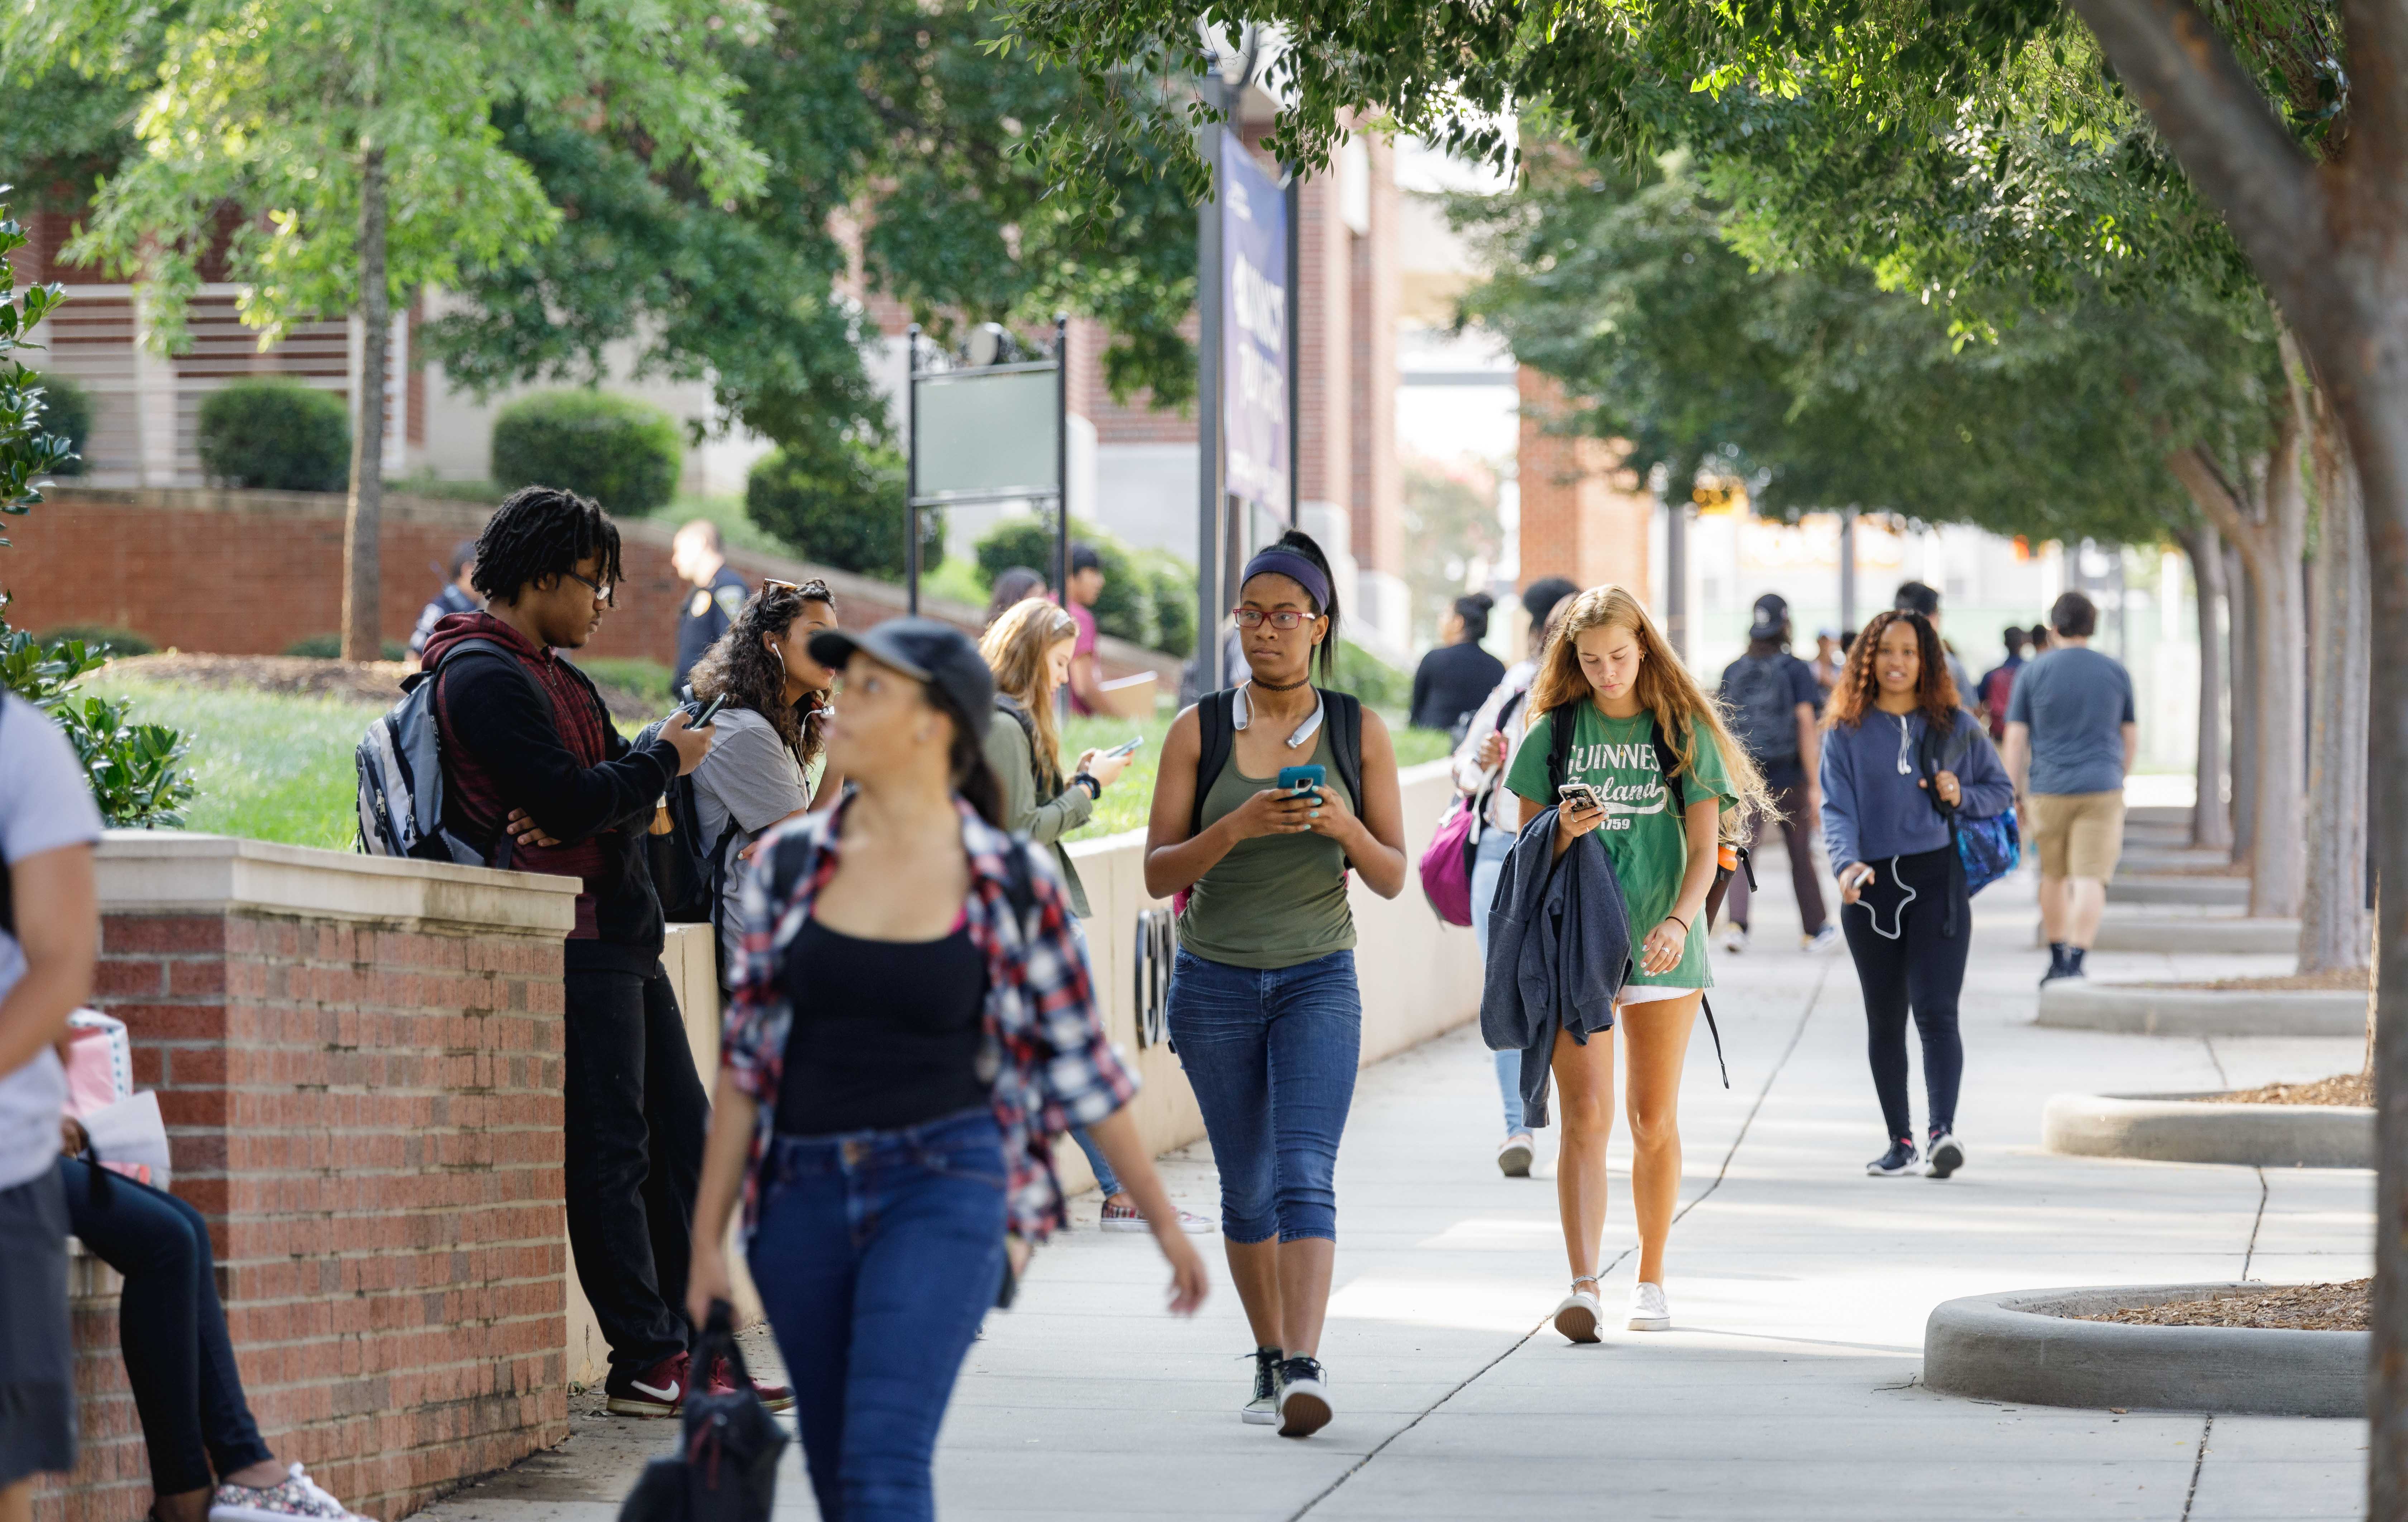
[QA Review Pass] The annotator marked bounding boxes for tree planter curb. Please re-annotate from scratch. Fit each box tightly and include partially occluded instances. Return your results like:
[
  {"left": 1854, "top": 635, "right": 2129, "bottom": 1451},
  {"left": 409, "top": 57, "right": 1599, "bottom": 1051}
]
[
  {"left": 2042, "top": 1092, "right": 2373, "bottom": 1168},
  {"left": 2106, "top": 875, "right": 2252, "bottom": 907},
  {"left": 2036, "top": 981, "right": 2365, "bottom": 1036},
  {"left": 1923, "top": 1285, "right": 2364, "bottom": 1416},
  {"left": 2089, "top": 913, "right": 2299, "bottom": 954}
]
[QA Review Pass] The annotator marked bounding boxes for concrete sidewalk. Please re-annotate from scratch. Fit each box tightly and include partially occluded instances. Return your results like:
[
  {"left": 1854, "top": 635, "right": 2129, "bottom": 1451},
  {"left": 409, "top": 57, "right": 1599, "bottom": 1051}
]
[{"left": 417, "top": 851, "right": 2372, "bottom": 1522}]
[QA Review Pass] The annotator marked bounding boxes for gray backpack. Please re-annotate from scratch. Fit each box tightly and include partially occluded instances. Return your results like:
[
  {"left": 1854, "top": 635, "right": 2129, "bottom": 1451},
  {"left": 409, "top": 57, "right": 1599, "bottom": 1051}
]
[
  {"left": 354, "top": 638, "right": 519, "bottom": 867},
  {"left": 1723, "top": 654, "right": 1798, "bottom": 766}
]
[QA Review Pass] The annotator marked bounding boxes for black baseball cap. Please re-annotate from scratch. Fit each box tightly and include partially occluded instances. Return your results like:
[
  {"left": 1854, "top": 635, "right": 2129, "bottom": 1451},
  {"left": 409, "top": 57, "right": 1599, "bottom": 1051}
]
[
  {"left": 1748, "top": 593, "right": 1789, "bottom": 641},
  {"left": 808, "top": 617, "right": 994, "bottom": 739}
]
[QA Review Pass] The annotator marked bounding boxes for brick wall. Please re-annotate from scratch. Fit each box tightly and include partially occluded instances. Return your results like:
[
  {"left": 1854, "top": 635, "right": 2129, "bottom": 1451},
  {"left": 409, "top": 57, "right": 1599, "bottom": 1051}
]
[
  {"left": 9, "top": 486, "right": 1176, "bottom": 683},
  {"left": 42, "top": 837, "right": 581, "bottom": 1522},
  {"left": 1515, "top": 367, "right": 1654, "bottom": 595}
]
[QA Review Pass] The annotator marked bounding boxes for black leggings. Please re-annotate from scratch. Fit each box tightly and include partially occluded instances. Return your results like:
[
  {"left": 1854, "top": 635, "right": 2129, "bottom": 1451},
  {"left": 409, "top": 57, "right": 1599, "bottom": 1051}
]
[
  {"left": 57, "top": 1157, "right": 272, "bottom": 1494},
  {"left": 1839, "top": 843, "right": 1969, "bottom": 1140}
]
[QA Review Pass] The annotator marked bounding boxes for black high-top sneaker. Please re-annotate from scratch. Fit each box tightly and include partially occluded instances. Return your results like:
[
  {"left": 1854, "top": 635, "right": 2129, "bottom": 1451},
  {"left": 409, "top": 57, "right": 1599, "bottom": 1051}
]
[{"left": 1242, "top": 1346, "right": 1284, "bottom": 1426}]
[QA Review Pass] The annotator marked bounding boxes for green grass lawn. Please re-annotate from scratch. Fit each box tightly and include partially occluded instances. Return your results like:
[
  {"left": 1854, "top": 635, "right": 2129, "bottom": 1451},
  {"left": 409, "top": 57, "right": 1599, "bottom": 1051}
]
[{"left": 91, "top": 675, "right": 1453, "bottom": 851}]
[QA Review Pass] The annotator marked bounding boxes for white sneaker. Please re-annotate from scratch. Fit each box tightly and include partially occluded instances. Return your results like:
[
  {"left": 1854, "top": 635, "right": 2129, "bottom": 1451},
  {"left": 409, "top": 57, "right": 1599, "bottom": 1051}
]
[
  {"left": 1716, "top": 923, "right": 1749, "bottom": 954},
  {"left": 1628, "top": 1281, "right": 1671, "bottom": 1332},
  {"left": 1552, "top": 1279, "right": 1604, "bottom": 1343},
  {"left": 1496, "top": 1132, "right": 1534, "bottom": 1178},
  {"left": 1925, "top": 1130, "right": 1966, "bottom": 1179},
  {"left": 1803, "top": 925, "right": 1841, "bottom": 954},
  {"left": 212, "top": 1465, "right": 372, "bottom": 1522},
  {"left": 1276, "top": 1356, "right": 1332, "bottom": 1437}
]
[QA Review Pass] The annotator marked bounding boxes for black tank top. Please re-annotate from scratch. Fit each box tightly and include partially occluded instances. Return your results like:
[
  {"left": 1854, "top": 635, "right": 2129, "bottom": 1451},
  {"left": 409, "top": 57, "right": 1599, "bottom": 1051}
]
[{"left": 774, "top": 915, "right": 991, "bottom": 1135}]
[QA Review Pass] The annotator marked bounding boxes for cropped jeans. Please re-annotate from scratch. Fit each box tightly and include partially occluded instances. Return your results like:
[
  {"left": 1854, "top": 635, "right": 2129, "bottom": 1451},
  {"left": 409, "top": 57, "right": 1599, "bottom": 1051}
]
[
  {"left": 747, "top": 1107, "right": 1006, "bottom": 1522},
  {"left": 1166, "top": 947, "right": 1360, "bottom": 1244},
  {"left": 1469, "top": 827, "right": 1526, "bottom": 1136}
]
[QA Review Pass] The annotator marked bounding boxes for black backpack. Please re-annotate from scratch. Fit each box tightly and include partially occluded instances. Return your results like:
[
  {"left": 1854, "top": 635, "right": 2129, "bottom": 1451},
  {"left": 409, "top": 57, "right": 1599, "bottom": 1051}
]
[
  {"left": 636, "top": 711, "right": 745, "bottom": 981},
  {"left": 1189, "top": 686, "right": 1364, "bottom": 839},
  {"left": 1541, "top": 703, "right": 1735, "bottom": 1088},
  {"left": 1721, "top": 653, "right": 1799, "bottom": 766}
]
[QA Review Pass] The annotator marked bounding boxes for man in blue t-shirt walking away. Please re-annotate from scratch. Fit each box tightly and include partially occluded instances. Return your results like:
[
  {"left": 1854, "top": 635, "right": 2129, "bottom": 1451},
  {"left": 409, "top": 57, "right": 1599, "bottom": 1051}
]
[{"left": 2003, "top": 592, "right": 2137, "bottom": 984}]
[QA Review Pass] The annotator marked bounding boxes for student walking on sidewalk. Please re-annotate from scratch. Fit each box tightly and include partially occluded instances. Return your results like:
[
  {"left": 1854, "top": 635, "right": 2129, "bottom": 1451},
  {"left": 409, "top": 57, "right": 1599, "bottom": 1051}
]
[
  {"left": 1145, "top": 530, "right": 1409, "bottom": 1437},
  {"left": 685, "top": 618, "right": 1206, "bottom": 1522},
  {"left": 2001, "top": 591, "right": 2136, "bottom": 986},
  {"left": 978, "top": 600, "right": 1210, "bottom": 1235},
  {"left": 1715, "top": 593, "right": 1835, "bottom": 954},
  {"left": 1504, "top": 586, "right": 1770, "bottom": 1343},
  {"left": 422, "top": 487, "right": 758, "bottom": 1420},
  {"left": 1450, "top": 576, "right": 1578, "bottom": 1177},
  {"left": 1820, "top": 611, "right": 2013, "bottom": 1180}
]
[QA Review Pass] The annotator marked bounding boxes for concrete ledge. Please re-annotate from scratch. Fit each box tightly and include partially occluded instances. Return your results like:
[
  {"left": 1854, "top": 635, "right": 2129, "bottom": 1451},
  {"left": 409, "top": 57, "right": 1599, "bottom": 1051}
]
[
  {"left": 2126, "top": 805, "right": 2193, "bottom": 830},
  {"left": 2036, "top": 981, "right": 2365, "bottom": 1036},
  {"left": 1924, "top": 1285, "right": 2364, "bottom": 1416},
  {"left": 2091, "top": 912, "right": 2297, "bottom": 954},
  {"left": 2042, "top": 1092, "right": 2373, "bottom": 1168},
  {"left": 96, "top": 830, "right": 580, "bottom": 934},
  {"left": 2107, "top": 875, "right": 2251, "bottom": 907}
]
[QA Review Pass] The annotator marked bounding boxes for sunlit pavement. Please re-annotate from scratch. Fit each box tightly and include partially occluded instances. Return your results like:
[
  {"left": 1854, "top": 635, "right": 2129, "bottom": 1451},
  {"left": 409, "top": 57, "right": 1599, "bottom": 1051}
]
[{"left": 414, "top": 836, "right": 2371, "bottom": 1522}]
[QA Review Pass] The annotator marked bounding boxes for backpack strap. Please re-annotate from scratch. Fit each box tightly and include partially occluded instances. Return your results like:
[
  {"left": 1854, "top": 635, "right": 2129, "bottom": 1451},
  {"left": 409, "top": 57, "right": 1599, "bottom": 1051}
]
[
  {"left": 1544, "top": 700, "right": 1578, "bottom": 794},
  {"left": 1699, "top": 996, "right": 1730, "bottom": 1088},
  {"left": 1322, "top": 689, "right": 1364, "bottom": 810},
  {"left": 1916, "top": 713, "right": 1970, "bottom": 937},
  {"left": 1647, "top": 716, "right": 1690, "bottom": 813},
  {"left": 1188, "top": 689, "right": 1239, "bottom": 839}
]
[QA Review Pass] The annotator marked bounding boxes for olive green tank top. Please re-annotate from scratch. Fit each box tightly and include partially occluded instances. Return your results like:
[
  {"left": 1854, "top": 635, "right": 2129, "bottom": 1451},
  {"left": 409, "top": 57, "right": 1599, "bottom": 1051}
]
[{"left": 1177, "top": 723, "right": 1356, "bottom": 970}]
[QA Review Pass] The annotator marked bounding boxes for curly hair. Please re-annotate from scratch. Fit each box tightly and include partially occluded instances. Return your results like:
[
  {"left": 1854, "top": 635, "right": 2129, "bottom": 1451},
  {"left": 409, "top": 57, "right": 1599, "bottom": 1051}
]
[
  {"left": 979, "top": 597, "right": 1080, "bottom": 792},
  {"left": 686, "top": 580, "right": 836, "bottom": 766},
  {"left": 1528, "top": 584, "right": 1775, "bottom": 841},
  {"left": 1824, "top": 610, "right": 1960, "bottom": 731},
  {"left": 471, "top": 486, "right": 621, "bottom": 603}
]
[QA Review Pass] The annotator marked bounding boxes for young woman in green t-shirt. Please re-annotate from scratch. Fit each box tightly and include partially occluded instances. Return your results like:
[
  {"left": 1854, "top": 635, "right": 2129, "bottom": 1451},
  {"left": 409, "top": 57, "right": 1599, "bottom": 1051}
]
[{"left": 1504, "top": 585, "right": 1771, "bottom": 1342}]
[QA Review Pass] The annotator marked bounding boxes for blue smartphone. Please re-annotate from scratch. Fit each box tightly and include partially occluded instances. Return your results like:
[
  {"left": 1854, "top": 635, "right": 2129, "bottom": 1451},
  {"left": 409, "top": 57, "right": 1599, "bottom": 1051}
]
[{"left": 1276, "top": 764, "right": 1325, "bottom": 796}]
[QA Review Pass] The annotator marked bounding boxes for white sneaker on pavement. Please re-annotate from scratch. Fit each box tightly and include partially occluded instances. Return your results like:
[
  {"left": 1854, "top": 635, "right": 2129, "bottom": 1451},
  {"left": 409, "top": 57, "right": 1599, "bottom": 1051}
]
[
  {"left": 211, "top": 1465, "right": 372, "bottom": 1522},
  {"left": 1553, "top": 1277, "right": 1604, "bottom": 1343},
  {"left": 1925, "top": 1130, "right": 1966, "bottom": 1179},
  {"left": 1803, "top": 925, "right": 1841, "bottom": 954},
  {"left": 1628, "top": 1281, "right": 1672, "bottom": 1332},
  {"left": 1717, "top": 923, "right": 1749, "bottom": 954},
  {"left": 1496, "top": 1132, "right": 1534, "bottom": 1177}
]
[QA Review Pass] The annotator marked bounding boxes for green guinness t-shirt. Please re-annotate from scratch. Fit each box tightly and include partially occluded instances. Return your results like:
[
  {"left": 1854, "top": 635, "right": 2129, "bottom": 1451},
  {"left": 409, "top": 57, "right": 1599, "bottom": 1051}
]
[{"left": 1505, "top": 704, "right": 1735, "bottom": 990}]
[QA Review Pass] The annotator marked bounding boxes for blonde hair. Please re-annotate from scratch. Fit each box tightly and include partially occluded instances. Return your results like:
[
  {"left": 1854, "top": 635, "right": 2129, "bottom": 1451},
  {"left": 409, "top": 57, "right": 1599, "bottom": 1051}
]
[
  {"left": 1527, "top": 585, "right": 1776, "bottom": 841},
  {"left": 978, "top": 597, "right": 1080, "bottom": 792}
]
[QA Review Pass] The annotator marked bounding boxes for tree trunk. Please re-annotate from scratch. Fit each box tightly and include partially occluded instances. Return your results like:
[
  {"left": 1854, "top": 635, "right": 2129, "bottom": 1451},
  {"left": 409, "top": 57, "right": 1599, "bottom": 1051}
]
[
  {"left": 2228, "top": 544, "right": 2257, "bottom": 868},
  {"left": 2301, "top": 417, "right": 2372, "bottom": 973},
  {"left": 2178, "top": 521, "right": 2232, "bottom": 850},
  {"left": 341, "top": 147, "right": 389, "bottom": 664}
]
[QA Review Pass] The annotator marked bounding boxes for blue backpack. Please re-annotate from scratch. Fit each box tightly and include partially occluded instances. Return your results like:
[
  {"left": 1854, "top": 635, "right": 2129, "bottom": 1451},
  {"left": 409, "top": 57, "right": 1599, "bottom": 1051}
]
[{"left": 1918, "top": 716, "right": 2020, "bottom": 900}]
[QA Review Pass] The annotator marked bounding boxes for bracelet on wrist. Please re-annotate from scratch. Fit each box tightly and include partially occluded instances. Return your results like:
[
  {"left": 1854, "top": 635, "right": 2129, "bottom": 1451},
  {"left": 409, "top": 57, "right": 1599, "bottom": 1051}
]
[{"left": 1073, "top": 773, "right": 1101, "bottom": 799}]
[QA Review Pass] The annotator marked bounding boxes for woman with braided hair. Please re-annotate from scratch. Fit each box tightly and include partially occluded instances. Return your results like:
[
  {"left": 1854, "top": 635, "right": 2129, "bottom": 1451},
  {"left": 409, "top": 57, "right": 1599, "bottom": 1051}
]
[{"left": 685, "top": 580, "right": 843, "bottom": 981}]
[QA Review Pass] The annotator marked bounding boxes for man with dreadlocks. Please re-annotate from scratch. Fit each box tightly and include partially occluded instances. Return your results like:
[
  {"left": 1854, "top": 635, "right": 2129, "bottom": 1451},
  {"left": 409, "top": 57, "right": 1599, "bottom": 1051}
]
[{"left": 419, "top": 486, "right": 766, "bottom": 1419}]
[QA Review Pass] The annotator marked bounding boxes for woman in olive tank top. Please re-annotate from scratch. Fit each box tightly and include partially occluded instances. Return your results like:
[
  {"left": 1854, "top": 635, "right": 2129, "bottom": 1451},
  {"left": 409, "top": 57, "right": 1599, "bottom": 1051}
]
[{"left": 1145, "top": 530, "right": 1409, "bottom": 1440}]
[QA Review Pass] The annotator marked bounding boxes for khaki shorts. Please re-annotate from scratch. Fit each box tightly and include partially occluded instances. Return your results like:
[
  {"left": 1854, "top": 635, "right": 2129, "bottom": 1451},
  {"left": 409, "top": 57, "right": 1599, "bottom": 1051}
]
[{"left": 2030, "top": 791, "right": 2125, "bottom": 881}]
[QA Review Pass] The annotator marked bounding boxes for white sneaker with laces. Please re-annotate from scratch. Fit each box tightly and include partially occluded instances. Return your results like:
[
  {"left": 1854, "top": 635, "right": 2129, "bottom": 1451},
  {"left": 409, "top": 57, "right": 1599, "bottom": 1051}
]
[
  {"left": 1552, "top": 1277, "right": 1604, "bottom": 1343},
  {"left": 1495, "top": 1132, "right": 1534, "bottom": 1177},
  {"left": 211, "top": 1464, "right": 373, "bottom": 1522},
  {"left": 1628, "top": 1281, "right": 1671, "bottom": 1332},
  {"left": 1925, "top": 1130, "right": 1967, "bottom": 1179},
  {"left": 1716, "top": 923, "right": 1749, "bottom": 954},
  {"left": 1803, "top": 925, "right": 1841, "bottom": 954}
]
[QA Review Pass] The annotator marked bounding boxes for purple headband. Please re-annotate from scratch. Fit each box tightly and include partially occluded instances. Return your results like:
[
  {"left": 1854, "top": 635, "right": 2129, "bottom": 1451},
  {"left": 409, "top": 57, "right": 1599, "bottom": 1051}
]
[{"left": 1238, "top": 547, "right": 1332, "bottom": 614}]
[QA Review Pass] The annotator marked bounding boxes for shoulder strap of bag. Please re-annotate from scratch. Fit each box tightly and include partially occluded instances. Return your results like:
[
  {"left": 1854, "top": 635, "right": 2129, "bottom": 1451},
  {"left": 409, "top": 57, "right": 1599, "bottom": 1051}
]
[
  {"left": 1189, "top": 688, "right": 1238, "bottom": 839},
  {"left": 1323, "top": 689, "right": 1364, "bottom": 808},
  {"left": 1648, "top": 715, "right": 1690, "bottom": 812},
  {"left": 1545, "top": 700, "right": 1577, "bottom": 793}
]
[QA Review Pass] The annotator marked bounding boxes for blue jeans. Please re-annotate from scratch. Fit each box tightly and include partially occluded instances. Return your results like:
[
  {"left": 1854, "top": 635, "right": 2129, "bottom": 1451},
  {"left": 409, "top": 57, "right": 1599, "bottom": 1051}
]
[
  {"left": 1470, "top": 828, "right": 1527, "bottom": 1136},
  {"left": 747, "top": 1108, "right": 1007, "bottom": 1522},
  {"left": 1064, "top": 921, "right": 1123, "bottom": 1199},
  {"left": 1166, "top": 948, "right": 1359, "bottom": 1244},
  {"left": 57, "top": 1158, "right": 271, "bottom": 1494}
]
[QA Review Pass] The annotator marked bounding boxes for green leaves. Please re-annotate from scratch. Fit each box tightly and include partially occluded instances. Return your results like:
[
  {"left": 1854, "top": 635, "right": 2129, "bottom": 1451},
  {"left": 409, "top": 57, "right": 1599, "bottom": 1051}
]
[
  {"left": 0, "top": 190, "right": 75, "bottom": 533},
  {"left": 0, "top": 624, "right": 198, "bottom": 828}
]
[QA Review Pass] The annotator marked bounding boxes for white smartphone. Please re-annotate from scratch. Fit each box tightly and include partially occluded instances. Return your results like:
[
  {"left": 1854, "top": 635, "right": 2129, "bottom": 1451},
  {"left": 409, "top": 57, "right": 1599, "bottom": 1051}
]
[
  {"left": 1101, "top": 735, "right": 1145, "bottom": 759},
  {"left": 1557, "top": 782, "right": 1602, "bottom": 814}
]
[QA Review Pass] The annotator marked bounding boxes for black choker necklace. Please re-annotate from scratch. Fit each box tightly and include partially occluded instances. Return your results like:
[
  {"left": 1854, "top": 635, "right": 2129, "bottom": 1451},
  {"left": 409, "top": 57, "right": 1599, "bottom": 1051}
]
[{"left": 1250, "top": 674, "right": 1310, "bottom": 692}]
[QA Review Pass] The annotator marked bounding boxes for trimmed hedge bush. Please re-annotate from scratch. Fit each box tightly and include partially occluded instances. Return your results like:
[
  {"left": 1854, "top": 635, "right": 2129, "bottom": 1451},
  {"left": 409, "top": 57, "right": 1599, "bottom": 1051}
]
[
  {"left": 41, "top": 624, "right": 153, "bottom": 656},
  {"left": 286, "top": 633, "right": 405, "bottom": 660},
  {"left": 1138, "top": 549, "right": 1196, "bottom": 659},
  {"left": 490, "top": 391, "right": 683, "bottom": 515},
  {"left": 975, "top": 517, "right": 1152, "bottom": 646},
  {"left": 745, "top": 443, "right": 938, "bottom": 578},
  {"left": 35, "top": 372, "right": 90, "bottom": 477},
  {"left": 196, "top": 379, "right": 350, "bottom": 492}
]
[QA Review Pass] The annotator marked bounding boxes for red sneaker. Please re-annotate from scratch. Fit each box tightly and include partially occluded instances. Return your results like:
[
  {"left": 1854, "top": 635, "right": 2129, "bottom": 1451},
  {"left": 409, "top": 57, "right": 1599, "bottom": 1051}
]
[
  {"left": 605, "top": 1351, "right": 689, "bottom": 1417},
  {"left": 708, "top": 1353, "right": 794, "bottom": 1413}
]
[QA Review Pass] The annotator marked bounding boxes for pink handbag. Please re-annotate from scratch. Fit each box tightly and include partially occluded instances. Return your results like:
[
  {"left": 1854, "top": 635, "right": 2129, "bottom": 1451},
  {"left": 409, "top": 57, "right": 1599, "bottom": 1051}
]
[{"left": 1419, "top": 790, "right": 1484, "bottom": 927}]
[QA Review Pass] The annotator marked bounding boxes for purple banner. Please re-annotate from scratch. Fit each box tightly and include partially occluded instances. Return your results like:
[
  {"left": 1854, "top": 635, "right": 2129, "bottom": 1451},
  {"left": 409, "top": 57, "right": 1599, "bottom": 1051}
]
[{"left": 1220, "top": 130, "right": 1289, "bottom": 516}]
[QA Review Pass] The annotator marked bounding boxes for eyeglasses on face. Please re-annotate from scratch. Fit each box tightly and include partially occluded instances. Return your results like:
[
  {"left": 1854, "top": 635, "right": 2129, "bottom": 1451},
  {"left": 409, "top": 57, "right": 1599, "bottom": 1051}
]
[
  {"left": 1232, "top": 607, "right": 1312, "bottom": 631},
  {"left": 563, "top": 568, "right": 617, "bottom": 606}
]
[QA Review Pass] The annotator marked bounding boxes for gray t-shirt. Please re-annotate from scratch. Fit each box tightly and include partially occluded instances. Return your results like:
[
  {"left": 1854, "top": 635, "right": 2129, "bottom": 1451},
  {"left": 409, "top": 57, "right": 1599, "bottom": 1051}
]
[
  {"left": 0, "top": 695, "right": 105, "bottom": 1191},
  {"left": 2007, "top": 645, "right": 2135, "bottom": 796},
  {"left": 689, "top": 707, "right": 812, "bottom": 975}
]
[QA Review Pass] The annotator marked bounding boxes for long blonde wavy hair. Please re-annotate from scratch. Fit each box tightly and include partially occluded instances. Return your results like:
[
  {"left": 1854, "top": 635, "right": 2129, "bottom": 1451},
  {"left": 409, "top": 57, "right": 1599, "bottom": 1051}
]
[
  {"left": 978, "top": 597, "right": 1080, "bottom": 792},
  {"left": 1527, "top": 585, "right": 1776, "bottom": 840}
]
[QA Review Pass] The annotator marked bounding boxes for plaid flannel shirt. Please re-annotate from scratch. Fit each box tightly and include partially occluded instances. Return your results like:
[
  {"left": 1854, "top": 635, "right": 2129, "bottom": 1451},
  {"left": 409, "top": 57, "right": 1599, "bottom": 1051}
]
[{"left": 722, "top": 793, "right": 1138, "bottom": 1243}]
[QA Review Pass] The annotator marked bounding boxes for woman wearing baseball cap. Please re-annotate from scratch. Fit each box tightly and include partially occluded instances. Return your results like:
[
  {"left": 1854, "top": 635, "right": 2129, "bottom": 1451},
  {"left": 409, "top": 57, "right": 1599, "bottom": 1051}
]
[{"left": 684, "top": 617, "right": 1208, "bottom": 1522}]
